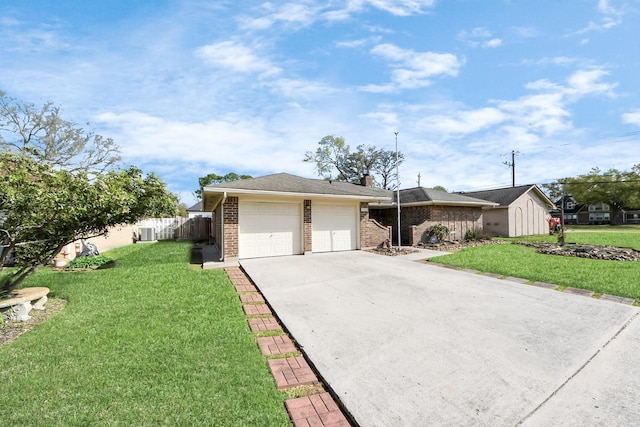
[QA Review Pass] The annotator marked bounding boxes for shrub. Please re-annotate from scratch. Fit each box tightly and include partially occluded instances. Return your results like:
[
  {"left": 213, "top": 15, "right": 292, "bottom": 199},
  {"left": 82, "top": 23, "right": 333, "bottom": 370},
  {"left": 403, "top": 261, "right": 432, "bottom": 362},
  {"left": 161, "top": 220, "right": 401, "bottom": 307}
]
[
  {"left": 465, "top": 228, "right": 483, "bottom": 241},
  {"left": 427, "top": 224, "right": 450, "bottom": 243},
  {"left": 65, "top": 255, "right": 114, "bottom": 270}
]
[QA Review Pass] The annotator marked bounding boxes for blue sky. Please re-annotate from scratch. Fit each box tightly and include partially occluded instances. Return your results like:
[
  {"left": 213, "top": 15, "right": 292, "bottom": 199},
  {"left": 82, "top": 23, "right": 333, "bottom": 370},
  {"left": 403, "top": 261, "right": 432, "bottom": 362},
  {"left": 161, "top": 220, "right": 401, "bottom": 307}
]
[{"left": 2, "top": 0, "right": 639, "bottom": 205}]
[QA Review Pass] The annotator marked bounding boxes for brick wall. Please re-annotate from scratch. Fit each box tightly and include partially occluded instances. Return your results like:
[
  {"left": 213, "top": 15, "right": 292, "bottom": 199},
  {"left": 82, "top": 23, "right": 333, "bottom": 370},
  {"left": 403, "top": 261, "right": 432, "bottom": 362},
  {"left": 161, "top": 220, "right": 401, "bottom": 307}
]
[
  {"left": 370, "top": 205, "right": 483, "bottom": 245},
  {"left": 409, "top": 206, "right": 483, "bottom": 244},
  {"left": 360, "top": 202, "right": 392, "bottom": 248},
  {"left": 304, "top": 200, "right": 312, "bottom": 253},
  {"left": 223, "top": 197, "right": 239, "bottom": 259}
]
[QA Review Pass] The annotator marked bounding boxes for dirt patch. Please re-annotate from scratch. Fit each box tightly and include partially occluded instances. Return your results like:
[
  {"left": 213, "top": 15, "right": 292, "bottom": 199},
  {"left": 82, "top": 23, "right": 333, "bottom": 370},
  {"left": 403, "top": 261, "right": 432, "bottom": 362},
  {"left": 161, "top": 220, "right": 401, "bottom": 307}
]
[
  {"left": 514, "top": 241, "right": 640, "bottom": 261},
  {"left": 0, "top": 297, "right": 66, "bottom": 346},
  {"left": 366, "top": 247, "right": 420, "bottom": 256}
]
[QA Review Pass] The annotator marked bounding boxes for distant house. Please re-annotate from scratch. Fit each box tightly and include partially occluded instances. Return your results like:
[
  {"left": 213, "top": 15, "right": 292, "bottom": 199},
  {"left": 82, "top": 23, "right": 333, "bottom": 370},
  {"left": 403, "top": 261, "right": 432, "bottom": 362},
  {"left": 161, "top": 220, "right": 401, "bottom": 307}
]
[
  {"left": 369, "top": 187, "right": 498, "bottom": 245},
  {"left": 459, "top": 185, "right": 555, "bottom": 237},
  {"left": 187, "top": 201, "right": 212, "bottom": 218},
  {"left": 552, "top": 196, "right": 640, "bottom": 225},
  {"left": 550, "top": 195, "right": 583, "bottom": 225}
]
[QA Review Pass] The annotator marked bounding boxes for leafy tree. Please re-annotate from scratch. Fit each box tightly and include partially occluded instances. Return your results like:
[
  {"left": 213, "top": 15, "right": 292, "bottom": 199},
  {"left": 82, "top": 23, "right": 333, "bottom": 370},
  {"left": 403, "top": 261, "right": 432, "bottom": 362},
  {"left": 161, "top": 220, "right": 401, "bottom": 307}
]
[
  {"left": 430, "top": 185, "right": 448, "bottom": 192},
  {"left": 543, "top": 165, "right": 640, "bottom": 213},
  {"left": 177, "top": 203, "right": 188, "bottom": 217},
  {"left": 371, "top": 148, "right": 404, "bottom": 190},
  {"left": 0, "top": 152, "right": 177, "bottom": 292},
  {"left": 562, "top": 165, "right": 640, "bottom": 209},
  {"left": 194, "top": 172, "right": 252, "bottom": 200},
  {"left": 0, "top": 91, "right": 120, "bottom": 173},
  {"left": 303, "top": 135, "right": 403, "bottom": 189}
]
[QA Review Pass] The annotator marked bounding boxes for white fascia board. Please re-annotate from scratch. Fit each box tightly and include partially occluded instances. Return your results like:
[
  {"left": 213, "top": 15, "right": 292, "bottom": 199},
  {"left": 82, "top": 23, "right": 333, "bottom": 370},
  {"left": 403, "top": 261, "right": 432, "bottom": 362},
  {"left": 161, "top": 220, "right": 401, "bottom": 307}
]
[{"left": 203, "top": 187, "right": 391, "bottom": 202}]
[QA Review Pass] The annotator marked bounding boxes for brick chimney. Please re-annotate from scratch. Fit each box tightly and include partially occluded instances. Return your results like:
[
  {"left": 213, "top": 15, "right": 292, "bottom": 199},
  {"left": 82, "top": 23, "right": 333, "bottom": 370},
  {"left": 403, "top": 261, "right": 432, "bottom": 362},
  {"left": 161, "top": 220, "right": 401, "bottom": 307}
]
[{"left": 360, "top": 174, "right": 374, "bottom": 187}]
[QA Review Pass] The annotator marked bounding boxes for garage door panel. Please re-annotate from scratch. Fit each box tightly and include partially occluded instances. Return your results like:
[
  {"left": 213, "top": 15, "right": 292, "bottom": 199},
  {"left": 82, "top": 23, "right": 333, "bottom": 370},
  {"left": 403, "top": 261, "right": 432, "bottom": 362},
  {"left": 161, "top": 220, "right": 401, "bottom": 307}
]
[
  {"left": 312, "top": 203, "right": 357, "bottom": 253},
  {"left": 239, "top": 201, "right": 301, "bottom": 259}
]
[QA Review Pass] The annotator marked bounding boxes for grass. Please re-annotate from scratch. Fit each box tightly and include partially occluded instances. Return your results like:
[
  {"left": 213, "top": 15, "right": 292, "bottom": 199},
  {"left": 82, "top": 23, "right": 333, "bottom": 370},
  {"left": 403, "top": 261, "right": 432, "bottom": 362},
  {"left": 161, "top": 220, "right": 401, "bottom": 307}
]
[
  {"left": 503, "top": 227, "right": 640, "bottom": 250},
  {"left": 430, "top": 230, "right": 640, "bottom": 300},
  {"left": 0, "top": 242, "right": 291, "bottom": 426}
]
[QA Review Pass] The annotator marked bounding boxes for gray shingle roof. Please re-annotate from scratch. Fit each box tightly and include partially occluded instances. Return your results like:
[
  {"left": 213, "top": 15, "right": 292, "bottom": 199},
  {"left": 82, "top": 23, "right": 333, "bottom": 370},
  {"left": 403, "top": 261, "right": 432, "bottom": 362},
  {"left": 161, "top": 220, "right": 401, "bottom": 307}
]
[
  {"left": 458, "top": 185, "right": 543, "bottom": 207},
  {"left": 397, "top": 187, "right": 496, "bottom": 206},
  {"left": 187, "top": 201, "right": 204, "bottom": 211},
  {"left": 204, "top": 173, "right": 391, "bottom": 199}
]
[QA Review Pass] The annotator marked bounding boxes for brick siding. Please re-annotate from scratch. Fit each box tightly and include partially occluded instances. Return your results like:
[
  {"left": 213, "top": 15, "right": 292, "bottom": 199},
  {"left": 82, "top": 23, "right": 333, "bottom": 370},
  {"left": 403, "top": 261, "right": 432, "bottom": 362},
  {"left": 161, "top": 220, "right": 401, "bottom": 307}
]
[
  {"left": 370, "top": 205, "right": 483, "bottom": 245},
  {"left": 360, "top": 202, "right": 392, "bottom": 248},
  {"left": 223, "top": 197, "right": 239, "bottom": 258},
  {"left": 304, "top": 200, "right": 312, "bottom": 253}
]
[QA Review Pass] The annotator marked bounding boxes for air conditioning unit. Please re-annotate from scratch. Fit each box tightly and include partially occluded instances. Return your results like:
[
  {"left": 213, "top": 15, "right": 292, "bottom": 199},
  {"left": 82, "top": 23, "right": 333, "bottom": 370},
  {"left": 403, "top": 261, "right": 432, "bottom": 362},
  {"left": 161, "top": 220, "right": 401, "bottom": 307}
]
[{"left": 138, "top": 227, "right": 156, "bottom": 242}]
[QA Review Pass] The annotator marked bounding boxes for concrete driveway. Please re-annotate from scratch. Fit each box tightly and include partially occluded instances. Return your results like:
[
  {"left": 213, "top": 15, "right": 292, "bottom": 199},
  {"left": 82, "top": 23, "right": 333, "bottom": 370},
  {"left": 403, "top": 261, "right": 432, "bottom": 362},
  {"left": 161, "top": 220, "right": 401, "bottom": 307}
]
[{"left": 241, "top": 250, "right": 640, "bottom": 426}]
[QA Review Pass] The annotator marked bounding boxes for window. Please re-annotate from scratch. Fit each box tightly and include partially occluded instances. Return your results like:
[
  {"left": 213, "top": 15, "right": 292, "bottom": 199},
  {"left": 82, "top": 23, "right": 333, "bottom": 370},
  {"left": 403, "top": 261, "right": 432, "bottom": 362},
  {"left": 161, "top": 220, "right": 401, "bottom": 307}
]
[
  {"left": 589, "top": 212, "right": 610, "bottom": 221},
  {"left": 566, "top": 201, "right": 574, "bottom": 209},
  {"left": 588, "top": 202, "right": 610, "bottom": 212}
]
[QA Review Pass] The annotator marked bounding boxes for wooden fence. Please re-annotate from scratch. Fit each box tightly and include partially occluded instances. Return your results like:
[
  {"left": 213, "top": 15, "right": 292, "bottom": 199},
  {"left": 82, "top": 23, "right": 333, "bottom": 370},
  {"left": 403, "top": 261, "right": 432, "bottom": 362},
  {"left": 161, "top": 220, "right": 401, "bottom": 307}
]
[{"left": 138, "top": 217, "right": 211, "bottom": 241}]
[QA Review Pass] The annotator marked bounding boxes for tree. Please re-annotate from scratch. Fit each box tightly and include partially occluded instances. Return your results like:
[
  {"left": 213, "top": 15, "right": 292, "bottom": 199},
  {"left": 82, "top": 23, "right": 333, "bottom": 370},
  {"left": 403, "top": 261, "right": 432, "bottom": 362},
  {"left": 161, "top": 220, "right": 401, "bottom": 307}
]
[
  {"left": 177, "top": 203, "right": 188, "bottom": 217},
  {"left": 303, "top": 135, "right": 404, "bottom": 189},
  {"left": 0, "top": 152, "right": 177, "bottom": 293},
  {"left": 561, "top": 165, "right": 640, "bottom": 210},
  {"left": 542, "top": 165, "right": 640, "bottom": 217},
  {"left": 0, "top": 91, "right": 121, "bottom": 174},
  {"left": 430, "top": 186, "right": 448, "bottom": 192},
  {"left": 371, "top": 148, "right": 404, "bottom": 190},
  {"left": 194, "top": 172, "right": 252, "bottom": 200}
]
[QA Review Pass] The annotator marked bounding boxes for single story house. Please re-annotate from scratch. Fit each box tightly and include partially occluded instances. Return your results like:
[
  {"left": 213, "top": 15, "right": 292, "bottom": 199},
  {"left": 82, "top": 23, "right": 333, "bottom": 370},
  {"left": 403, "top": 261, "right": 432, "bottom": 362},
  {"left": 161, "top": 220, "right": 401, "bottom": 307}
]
[
  {"left": 186, "top": 201, "right": 212, "bottom": 218},
  {"left": 369, "top": 187, "right": 498, "bottom": 245},
  {"left": 458, "top": 185, "right": 555, "bottom": 237},
  {"left": 202, "top": 173, "right": 392, "bottom": 261}
]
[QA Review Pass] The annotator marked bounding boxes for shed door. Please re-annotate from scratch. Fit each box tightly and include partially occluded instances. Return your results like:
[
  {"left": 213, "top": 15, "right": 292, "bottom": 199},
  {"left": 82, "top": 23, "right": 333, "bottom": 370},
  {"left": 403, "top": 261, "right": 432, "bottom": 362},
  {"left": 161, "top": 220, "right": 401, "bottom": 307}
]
[
  {"left": 312, "top": 203, "right": 358, "bottom": 252},
  {"left": 239, "top": 201, "right": 302, "bottom": 259}
]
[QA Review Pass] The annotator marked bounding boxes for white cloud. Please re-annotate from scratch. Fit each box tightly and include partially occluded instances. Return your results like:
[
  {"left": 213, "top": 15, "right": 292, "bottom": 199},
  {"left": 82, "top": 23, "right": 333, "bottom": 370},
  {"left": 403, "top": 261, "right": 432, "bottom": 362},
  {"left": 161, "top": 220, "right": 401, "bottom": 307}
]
[
  {"left": 524, "top": 56, "right": 581, "bottom": 67},
  {"left": 238, "top": 3, "right": 319, "bottom": 30},
  {"left": 458, "top": 27, "right": 502, "bottom": 48},
  {"left": 369, "top": 43, "right": 462, "bottom": 89},
  {"left": 95, "top": 111, "right": 308, "bottom": 175},
  {"left": 526, "top": 68, "right": 617, "bottom": 99},
  {"left": 418, "top": 107, "right": 506, "bottom": 135},
  {"left": 360, "top": 0, "right": 437, "bottom": 16},
  {"left": 238, "top": 0, "right": 436, "bottom": 28},
  {"left": 622, "top": 110, "right": 640, "bottom": 126},
  {"left": 195, "top": 41, "right": 281, "bottom": 76},
  {"left": 572, "top": 0, "right": 623, "bottom": 35}
]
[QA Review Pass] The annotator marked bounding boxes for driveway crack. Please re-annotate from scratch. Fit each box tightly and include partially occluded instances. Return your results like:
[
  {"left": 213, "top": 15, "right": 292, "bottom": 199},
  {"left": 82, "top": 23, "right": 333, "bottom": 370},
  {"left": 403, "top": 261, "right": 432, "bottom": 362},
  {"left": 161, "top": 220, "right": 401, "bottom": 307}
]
[{"left": 516, "top": 310, "right": 640, "bottom": 425}]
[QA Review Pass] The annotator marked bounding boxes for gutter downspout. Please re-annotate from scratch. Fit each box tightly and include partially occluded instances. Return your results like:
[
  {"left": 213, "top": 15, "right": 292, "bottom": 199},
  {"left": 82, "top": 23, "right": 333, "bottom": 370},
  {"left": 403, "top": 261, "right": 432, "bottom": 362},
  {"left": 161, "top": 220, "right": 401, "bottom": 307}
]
[{"left": 219, "top": 192, "right": 227, "bottom": 261}]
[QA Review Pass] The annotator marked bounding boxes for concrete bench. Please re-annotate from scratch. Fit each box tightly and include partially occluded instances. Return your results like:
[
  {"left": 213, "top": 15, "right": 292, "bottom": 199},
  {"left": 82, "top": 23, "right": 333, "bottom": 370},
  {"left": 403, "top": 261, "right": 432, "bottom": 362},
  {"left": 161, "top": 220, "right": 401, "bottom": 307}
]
[{"left": 0, "top": 287, "right": 50, "bottom": 322}]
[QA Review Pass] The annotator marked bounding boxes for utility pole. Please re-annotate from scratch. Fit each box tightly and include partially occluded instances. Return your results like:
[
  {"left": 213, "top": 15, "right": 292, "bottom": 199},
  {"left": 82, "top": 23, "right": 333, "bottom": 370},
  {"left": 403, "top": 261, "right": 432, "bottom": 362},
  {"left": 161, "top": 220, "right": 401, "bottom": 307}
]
[
  {"left": 503, "top": 150, "right": 519, "bottom": 187},
  {"left": 395, "top": 132, "right": 401, "bottom": 248},
  {"left": 417, "top": 172, "right": 421, "bottom": 187}
]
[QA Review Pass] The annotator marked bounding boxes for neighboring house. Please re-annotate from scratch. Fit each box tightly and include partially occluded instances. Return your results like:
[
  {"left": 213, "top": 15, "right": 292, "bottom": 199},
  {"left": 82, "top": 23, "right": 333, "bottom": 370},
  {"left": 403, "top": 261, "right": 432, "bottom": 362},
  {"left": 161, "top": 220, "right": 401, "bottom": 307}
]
[
  {"left": 459, "top": 185, "right": 555, "bottom": 237},
  {"left": 369, "top": 187, "right": 498, "bottom": 245},
  {"left": 580, "top": 201, "right": 611, "bottom": 224},
  {"left": 187, "top": 201, "right": 212, "bottom": 218},
  {"left": 202, "top": 173, "right": 391, "bottom": 261},
  {"left": 550, "top": 195, "right": 583, "bottom": 225},
  {"left": 552, "top": 195, "right": 640, "bottom": 225}
]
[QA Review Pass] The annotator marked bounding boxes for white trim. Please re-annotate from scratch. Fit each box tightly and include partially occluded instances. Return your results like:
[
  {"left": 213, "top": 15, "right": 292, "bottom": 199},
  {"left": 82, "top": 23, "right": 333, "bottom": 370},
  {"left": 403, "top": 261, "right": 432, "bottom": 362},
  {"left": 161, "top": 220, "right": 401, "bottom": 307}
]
[{"left": 204, "top": 187, "right": 390, "bottom": 202}]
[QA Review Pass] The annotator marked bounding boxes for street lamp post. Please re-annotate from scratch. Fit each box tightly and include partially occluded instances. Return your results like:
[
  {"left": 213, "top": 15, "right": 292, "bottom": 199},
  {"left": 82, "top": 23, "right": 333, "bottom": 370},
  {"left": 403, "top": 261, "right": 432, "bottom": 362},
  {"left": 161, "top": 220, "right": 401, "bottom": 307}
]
[{"left": 395, "top": 132, "right": 401, "bottom": 248}]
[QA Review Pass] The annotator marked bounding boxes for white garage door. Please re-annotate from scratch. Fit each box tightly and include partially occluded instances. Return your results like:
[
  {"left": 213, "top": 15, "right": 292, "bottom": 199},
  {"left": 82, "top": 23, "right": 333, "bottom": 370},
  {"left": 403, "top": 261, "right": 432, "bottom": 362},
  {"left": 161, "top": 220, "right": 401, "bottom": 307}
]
[
  {"left": 239, "top": 201, "right": 302, "bottom": 259},
  {"left": 312, "top": 203, "right": 358, "bottom": 253}
]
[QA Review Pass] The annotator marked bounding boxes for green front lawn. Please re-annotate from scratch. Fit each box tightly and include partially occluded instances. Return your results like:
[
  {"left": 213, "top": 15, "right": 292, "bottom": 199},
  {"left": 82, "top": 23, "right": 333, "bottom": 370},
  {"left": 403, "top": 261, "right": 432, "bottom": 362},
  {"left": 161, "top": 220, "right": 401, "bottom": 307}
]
[
  {"left": 0, "top": 242, "right": 291, "bottom": 426},
  {"left": 430, "top": 231, "right": 640, "bottom": 300}
]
